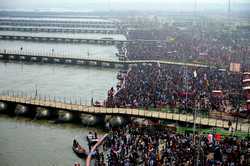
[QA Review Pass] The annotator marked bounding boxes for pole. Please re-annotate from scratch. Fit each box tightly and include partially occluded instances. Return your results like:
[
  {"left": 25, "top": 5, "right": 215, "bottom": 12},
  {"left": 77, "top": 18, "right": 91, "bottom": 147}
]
[
  {"left": 235, "top": 107, "right": 239, "bottom": 132},
  {"left": 193, "top": 101, "right": 196, "bottom": 142},
  {"left": 193, "top": 112, "right": 196, "bottom": 134},
  {"left": 247, "top": 122, "right": 250, "bottom": 140},
  {"left": 35, "top": 84, "right": 38, "bottom": 98},
  {"left": 235, "top": 92, "right": 241, "bottom": 132},
  {"left": 248, "top": 117, "right": 250, "bottom": 140},
  {"left": 196, "top": 143, "right": 199, "bottom": 166},
  {"left": 185, "top": 65, "right": 188, "bottom": 112}
]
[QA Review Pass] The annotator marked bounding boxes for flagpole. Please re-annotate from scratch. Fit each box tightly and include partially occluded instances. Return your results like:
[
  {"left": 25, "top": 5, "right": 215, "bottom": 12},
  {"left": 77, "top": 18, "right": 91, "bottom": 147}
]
[
  {"left": 193, "top": 103, "right": 196, "bottom": 139},
  {"left": 185, "top": 65, "right": 188, "bottom": 112},
  {"left": 193, "top": 70, "right": 197, "bottom": 143}
]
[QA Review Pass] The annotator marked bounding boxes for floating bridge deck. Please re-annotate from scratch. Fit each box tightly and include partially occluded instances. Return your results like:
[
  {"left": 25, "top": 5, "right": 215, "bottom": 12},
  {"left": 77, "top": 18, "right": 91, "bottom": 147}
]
[
  {"left": 0, "top": 35, "right": 129, "bottom": 45},
  {"left": 0, "top": 95, "right": 248, "bottom": 132},
  {"left": 0, "top": 19, "right": 117, "bottom": 28},
  {"left": 0, "top": 51, "right": 210, "bottom": 68},
  {"left": 0, "top": 26, "right": 122, "bottom": 34},
  {"left": 0, "top": 34, "right": 169, "bottom": 46}
]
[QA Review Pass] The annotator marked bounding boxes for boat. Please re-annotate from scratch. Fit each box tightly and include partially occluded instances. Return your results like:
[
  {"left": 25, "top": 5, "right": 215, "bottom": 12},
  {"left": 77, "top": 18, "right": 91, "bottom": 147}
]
[{"left": 72, "top": 139, "right": 88, "bottom": 158}]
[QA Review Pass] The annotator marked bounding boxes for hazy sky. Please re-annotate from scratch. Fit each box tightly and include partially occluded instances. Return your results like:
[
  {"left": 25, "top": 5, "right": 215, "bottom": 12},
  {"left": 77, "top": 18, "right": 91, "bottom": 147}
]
[{"left": 0, "top": 0, "right": 249, "bottom": 11}]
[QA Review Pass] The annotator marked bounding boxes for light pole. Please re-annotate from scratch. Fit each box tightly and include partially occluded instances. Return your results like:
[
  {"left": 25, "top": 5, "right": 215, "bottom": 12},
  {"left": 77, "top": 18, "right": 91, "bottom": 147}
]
[
  {"left": 234, "top": 90, "right": 242, "bottom": 133},
  {"left": 248, "top": 117, "right": 250, "bottom": 140},
  {"left": 35, "top": 84, "right": 38, "bottom": 98},
  {"left": 193, "top": 97, "right": 200, "bottom": 144},
  {"left": 51, "top": 48, "right": 54, "bottom": 56},
  {"left": 193, "top": 104, "right": 197, "bottom": 139},
  {"left": 193, "top": 70, "right": 198, "bottom": 141}
]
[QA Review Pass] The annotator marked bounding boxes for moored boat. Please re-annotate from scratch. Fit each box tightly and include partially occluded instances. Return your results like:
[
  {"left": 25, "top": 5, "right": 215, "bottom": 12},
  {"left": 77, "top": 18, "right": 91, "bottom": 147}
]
[{"left": 72, "top": 139, "right": 88, "bottom": 158}]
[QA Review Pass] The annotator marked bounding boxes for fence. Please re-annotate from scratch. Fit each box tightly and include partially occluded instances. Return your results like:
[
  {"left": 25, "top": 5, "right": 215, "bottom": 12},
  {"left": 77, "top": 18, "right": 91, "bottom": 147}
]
[
  {"left": 0, "top": 90, "right": 91, "bottom": 106},
  {"left": 0, "top": 49, "right": 120, "bottom": 62},
  {"left": 0, "top": 90, "right": 249, "bottom": 132}
]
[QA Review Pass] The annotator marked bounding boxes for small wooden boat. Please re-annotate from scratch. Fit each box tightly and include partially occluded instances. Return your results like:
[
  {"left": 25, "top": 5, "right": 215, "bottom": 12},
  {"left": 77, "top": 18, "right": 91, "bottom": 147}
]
[{"left": 72, "top": 139, "right": 88, "bottom": 158}]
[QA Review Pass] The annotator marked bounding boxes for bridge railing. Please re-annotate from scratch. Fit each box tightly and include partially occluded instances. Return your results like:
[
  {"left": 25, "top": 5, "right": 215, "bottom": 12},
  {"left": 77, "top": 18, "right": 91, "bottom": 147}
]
[
  {"left": 0, "top": 48, "right": 213, "bottom": 69},
  {"left": 0, "top": 48, "right": 121, "bottom": 62},
  {"left": 0, "top": 90, "right": 248, "bottom": 132},
  {"left": 0, "top": 20, "right": 117, "bottom": 28},
  {"left": 0, "top": 90, "right": 91, "bottom": 106}
]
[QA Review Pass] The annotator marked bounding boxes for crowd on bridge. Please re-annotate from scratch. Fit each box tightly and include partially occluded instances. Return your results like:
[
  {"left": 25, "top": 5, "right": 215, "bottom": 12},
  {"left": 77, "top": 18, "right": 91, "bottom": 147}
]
[
  {"left": 106, "top": 63, "right": 242, "bottom": 114},
  {"left": 95, "top": 125, "right": 249, "bottom": 166}
]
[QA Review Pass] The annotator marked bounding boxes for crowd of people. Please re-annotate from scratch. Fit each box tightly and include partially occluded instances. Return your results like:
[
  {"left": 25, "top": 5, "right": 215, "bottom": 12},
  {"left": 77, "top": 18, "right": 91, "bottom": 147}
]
[
  {"left": 106, "top": 64, "right": 241, "bottom": 114},
  {"left": 107, "top": 19, "right": 250, "bottom": 114},
  {"left": 95, "top": 126, "right": 249, "bottom": 166},
  {"left": 125, "top": 22, "right": 250, "bottom": 67},
  {"left": 98, "top": 19, "right": 250, "bottom": 166},
  {"left": 125, "top": 42, "right": 248, "bottom": 67}
]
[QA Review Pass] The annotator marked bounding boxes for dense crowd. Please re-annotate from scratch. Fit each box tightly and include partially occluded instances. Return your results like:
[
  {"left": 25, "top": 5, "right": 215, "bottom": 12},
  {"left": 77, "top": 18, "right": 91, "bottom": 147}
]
[
  {"left": 125, "top": 24, "right": 250, "bottom": 67},
  {"left": 126, "top": 42, "right": 249, "bottom": 67},
  {"left": 99, "top": 17, "right": 250, "bottom": 166},
  {"left": 106, "top": 64, "right": 241, "bottom": 113},
  {"left": 111, "top": 21, "right": 249, "bottom": 111},
  {"left": 97, "top": 126, "right": 249, "bottom": 166}
]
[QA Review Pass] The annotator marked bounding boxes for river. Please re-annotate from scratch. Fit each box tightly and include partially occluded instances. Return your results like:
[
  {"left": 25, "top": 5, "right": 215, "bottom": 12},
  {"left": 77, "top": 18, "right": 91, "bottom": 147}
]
[
  {"left": 0, "top": 62, "right": 118, "bottom": 103},
  {"left": 0, "top": 16, "right": 123, "bottom": 166},
  {"left": 0, "top": 115, "right": 104, "bottom": 166}
]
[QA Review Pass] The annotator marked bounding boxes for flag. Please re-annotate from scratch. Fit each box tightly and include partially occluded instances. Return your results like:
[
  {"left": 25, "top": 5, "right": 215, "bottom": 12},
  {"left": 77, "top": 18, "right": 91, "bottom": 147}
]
[{"left": 193, "top": 70, "right": 197, "bottom": 78}]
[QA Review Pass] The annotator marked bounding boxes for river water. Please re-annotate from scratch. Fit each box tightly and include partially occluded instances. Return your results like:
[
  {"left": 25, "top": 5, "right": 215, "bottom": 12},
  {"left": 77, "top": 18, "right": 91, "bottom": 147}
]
[
  {"left": 0, "top": 16, "right": 124, "bottom": 166},
  {"left": 0, "top": 62, "right": 118, "bottom": 103},
  {"left": 0, "top": 115, "right": 104, "bottom": 166}
]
